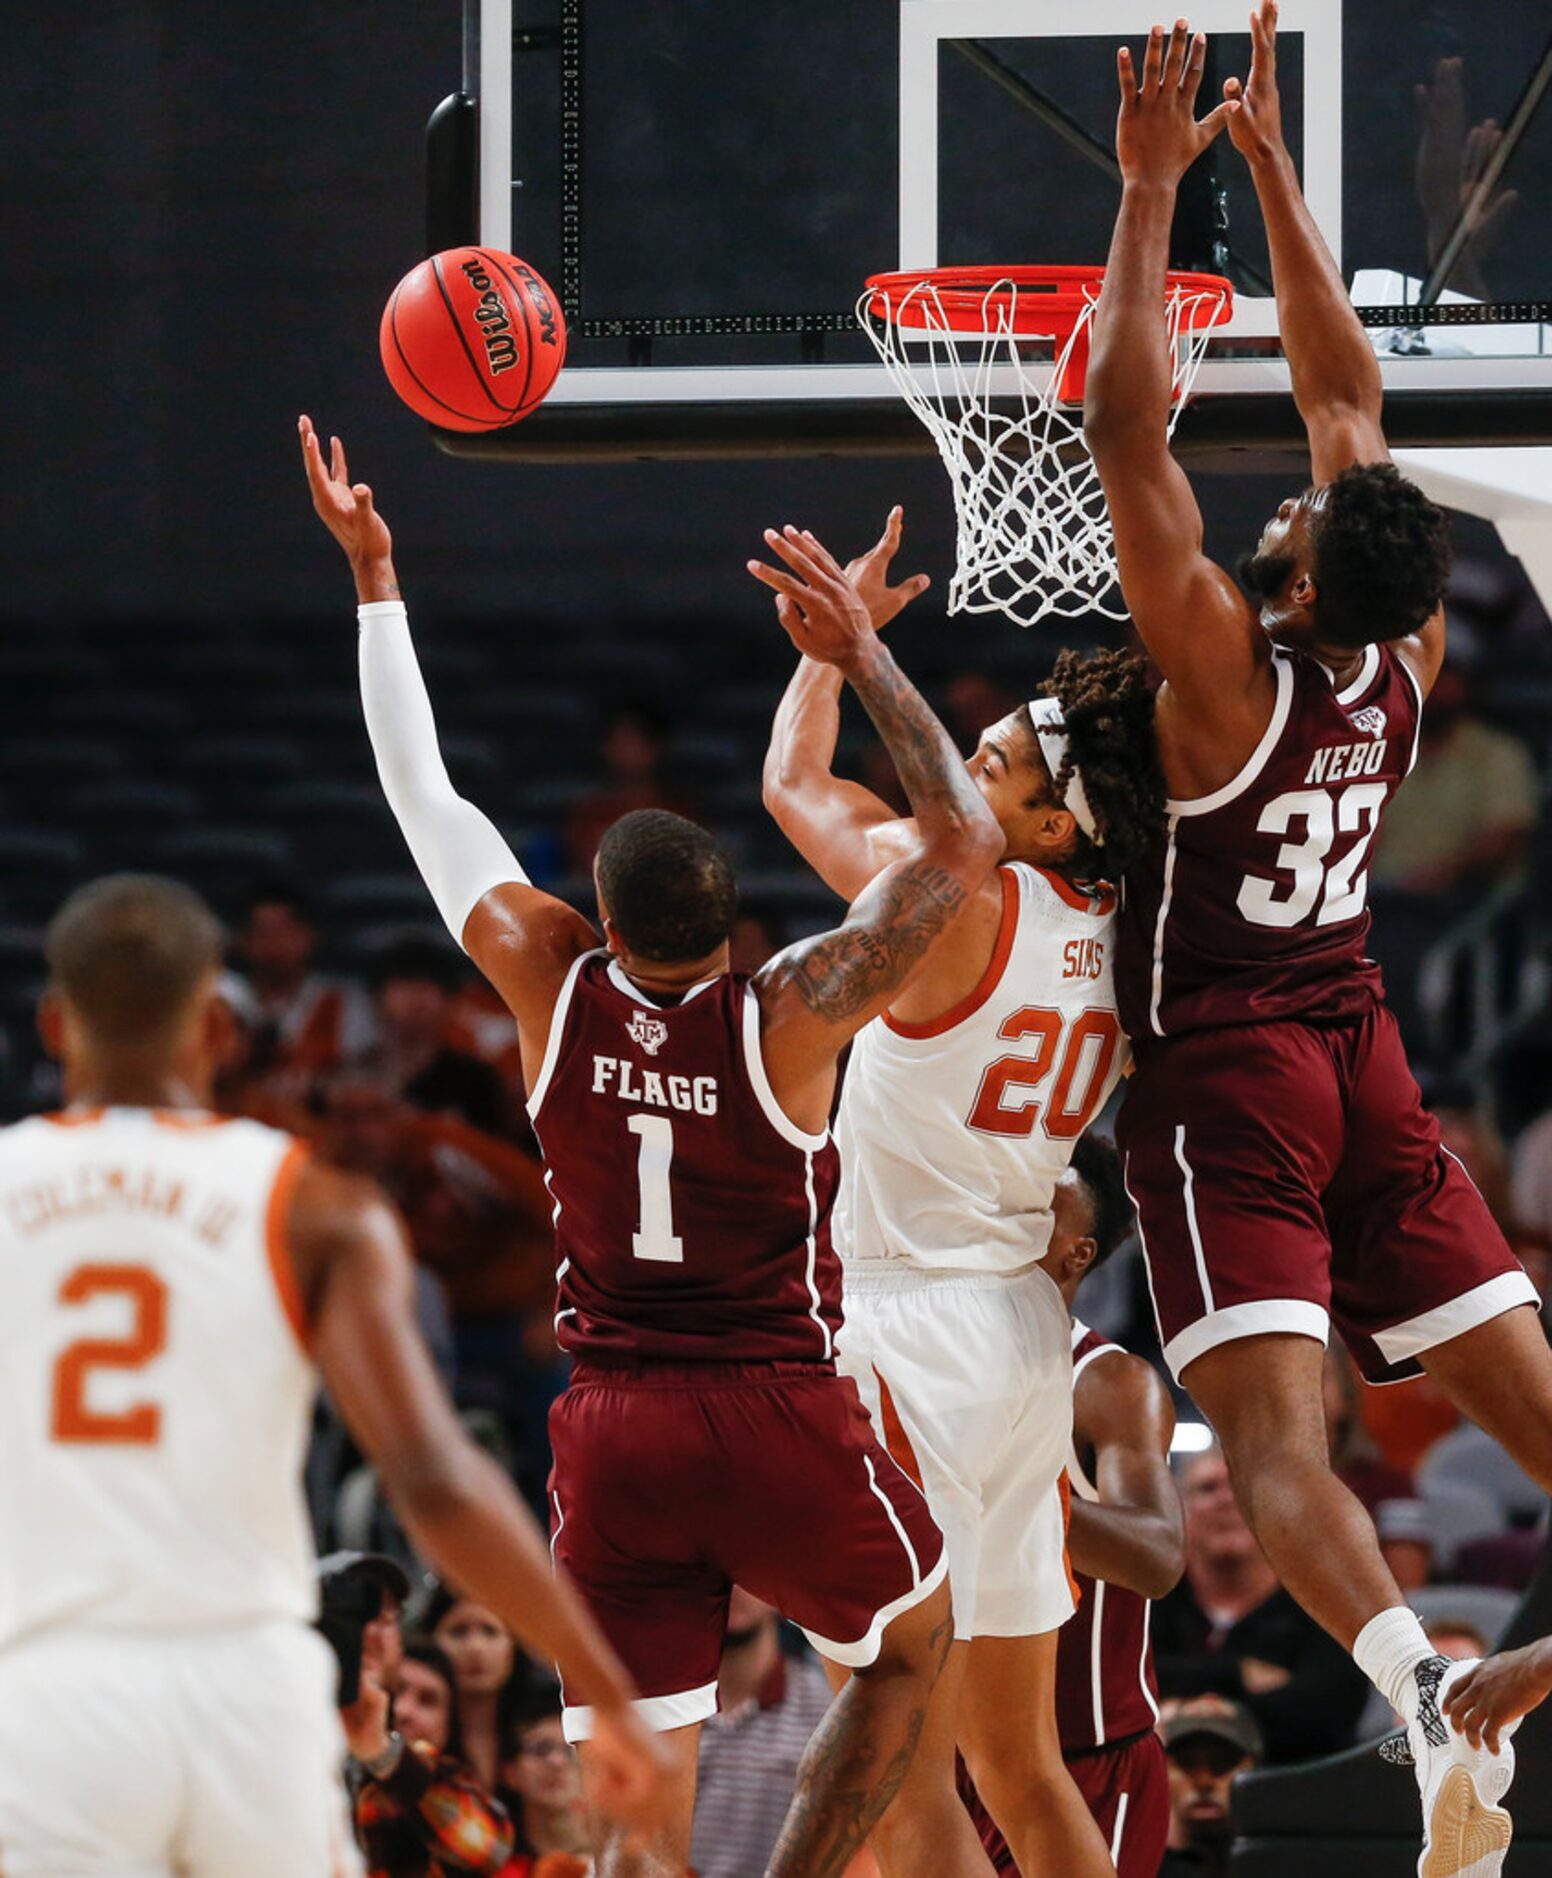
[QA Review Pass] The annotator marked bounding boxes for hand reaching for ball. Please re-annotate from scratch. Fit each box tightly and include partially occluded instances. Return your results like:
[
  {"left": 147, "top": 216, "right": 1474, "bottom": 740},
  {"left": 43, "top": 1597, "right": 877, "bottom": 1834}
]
[{"left": 300, "top": 416, "right": 400, "bottom": 603}]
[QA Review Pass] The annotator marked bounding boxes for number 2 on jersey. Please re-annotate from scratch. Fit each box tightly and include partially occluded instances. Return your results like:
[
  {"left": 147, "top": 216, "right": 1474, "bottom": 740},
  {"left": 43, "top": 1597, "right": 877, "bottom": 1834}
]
[
  {"left": 628, "top": 1114, "right": 685, "bottom": 1263},
  {"left": 967, "top": 1007, "right": 1121, "bottom": 1139},
  {"left": 51, "top": 1263, "right": 168, "bottom": 1445}
]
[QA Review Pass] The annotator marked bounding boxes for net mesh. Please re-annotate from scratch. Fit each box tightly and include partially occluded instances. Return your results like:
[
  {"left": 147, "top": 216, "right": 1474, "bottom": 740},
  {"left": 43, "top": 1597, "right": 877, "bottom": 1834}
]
[{"left": 859, "top": 274, "right": 1231, "bottom": 628}]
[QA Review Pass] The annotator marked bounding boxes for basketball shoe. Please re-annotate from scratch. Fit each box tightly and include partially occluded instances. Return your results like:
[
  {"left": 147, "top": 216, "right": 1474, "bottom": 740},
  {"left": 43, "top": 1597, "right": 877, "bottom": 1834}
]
[{"left": 1390, "top": 1654, "right": 1518, "bottom": 1878}]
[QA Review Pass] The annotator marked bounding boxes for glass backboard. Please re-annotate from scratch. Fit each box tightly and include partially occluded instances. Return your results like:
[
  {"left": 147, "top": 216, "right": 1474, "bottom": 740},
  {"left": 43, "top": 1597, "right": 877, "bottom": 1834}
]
[{"left": 429, "top": 0, "right": 1552, "bottom": 461}]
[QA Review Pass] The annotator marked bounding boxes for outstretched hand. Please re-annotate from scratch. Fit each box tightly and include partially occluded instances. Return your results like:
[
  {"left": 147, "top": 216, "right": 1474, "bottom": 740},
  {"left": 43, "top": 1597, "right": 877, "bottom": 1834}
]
[
  {"left": 748, "top": 528, "right": 883, "bottom": 671},
  {"left": 1115, "top": 19, "right": 1240, "bottom": 186},
  {"left": 843, "top": 507, "right": 931, "bottom": 630},
  {"left": 1222, "top": 1, "right": 1285, "bottom": 164},
  {"left": 299, "top": 414, "right": 393, "bottom": 568}
]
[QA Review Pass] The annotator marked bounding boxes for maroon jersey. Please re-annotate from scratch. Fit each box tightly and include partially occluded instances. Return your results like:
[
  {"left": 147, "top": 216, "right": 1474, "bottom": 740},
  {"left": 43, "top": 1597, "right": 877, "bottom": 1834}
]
[
  {"left": 528, "top": 951, "right": 842, "bottom": 1363},
  {"left": 1117, "top": 643, "right": 1423, "bottom": 1043},
  {"left": 1056, "top": 1324, "right": 1162, "bottom": 1753}
]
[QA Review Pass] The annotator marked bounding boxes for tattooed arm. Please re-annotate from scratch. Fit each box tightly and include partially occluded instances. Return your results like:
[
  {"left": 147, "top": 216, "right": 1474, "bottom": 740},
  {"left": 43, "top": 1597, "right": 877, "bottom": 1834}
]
[{"left": 747, "top": 528, "right": 1003, "bottom": 1133}]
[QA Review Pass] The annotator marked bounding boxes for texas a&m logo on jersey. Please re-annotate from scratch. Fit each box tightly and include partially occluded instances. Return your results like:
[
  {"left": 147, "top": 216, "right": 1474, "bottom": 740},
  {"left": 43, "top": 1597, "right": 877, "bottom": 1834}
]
[
  {"left": 627, "top": 1011, "right": 668, "bottom": 1056},
  {"left": 1349, "top": 705, "right": 1387, "bottom": 739}
]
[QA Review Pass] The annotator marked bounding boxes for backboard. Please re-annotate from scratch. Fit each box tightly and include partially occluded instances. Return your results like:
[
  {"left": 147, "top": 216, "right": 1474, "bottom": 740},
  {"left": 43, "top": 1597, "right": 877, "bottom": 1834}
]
[{"left": 428, "top": 0, "right": 1552, "bottom": 462}]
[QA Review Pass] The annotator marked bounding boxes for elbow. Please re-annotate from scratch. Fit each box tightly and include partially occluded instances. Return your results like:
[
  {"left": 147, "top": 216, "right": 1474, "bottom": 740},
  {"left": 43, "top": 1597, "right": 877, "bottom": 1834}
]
[{"left": 1139, "top": 1523, "right": 1188, "bottom": 1600}]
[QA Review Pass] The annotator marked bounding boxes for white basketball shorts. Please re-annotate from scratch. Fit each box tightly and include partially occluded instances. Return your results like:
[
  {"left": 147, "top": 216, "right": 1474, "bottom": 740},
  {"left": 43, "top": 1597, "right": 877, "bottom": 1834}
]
[
  {"left": 837, "top": 1260, "right": 1076, "bottom": 1639},
  {"left": 0, "top": 1620, "right": 360, "bottom": 1878}
]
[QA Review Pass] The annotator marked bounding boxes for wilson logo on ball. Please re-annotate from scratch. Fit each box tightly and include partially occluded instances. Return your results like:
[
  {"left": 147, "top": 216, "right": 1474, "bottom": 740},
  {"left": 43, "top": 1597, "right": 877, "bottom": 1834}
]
[{"left": 380, "top": 246, "right": 568, "bottom": 432}]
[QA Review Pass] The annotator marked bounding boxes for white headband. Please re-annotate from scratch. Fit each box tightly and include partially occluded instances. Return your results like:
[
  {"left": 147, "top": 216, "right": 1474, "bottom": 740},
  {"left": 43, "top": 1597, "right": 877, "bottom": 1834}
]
[{"left": 1027, "top": 697, "right": 1099, "bottom": 843}]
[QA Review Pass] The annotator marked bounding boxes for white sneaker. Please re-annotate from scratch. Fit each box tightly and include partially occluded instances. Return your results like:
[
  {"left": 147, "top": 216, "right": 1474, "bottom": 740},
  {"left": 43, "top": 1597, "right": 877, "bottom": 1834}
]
[{"left": 1408, "top": 1655, "right": 1518, "bottom": 1878}]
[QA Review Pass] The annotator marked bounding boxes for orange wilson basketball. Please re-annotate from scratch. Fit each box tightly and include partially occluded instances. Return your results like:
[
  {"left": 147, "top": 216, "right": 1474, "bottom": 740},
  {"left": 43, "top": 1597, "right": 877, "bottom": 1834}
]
[{"left": 379, "top": 247, "right": 566, "bottom": 431}]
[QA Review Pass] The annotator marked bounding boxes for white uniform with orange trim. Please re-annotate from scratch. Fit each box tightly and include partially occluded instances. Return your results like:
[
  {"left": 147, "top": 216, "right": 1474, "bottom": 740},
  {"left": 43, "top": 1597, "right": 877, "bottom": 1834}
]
[
  {"left": 834, "top": 863, "right": 1127, "bottom": 1637},
  {"left": 0, "top": 1107, "right": 358, "bottom": 1878}
]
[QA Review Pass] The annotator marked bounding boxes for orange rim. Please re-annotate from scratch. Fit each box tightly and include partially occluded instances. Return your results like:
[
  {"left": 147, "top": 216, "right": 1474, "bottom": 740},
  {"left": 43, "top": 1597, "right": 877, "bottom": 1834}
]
[{"left": 863, "top": 265, "right": 1233, "bottom": 337}]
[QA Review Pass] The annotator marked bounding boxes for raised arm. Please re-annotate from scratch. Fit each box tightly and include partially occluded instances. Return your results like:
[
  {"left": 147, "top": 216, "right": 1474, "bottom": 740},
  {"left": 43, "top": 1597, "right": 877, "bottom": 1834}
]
[
  {"left": 288, "top": 1158, "right": 666, "bottom": 1834},
  {"left": 1069, "top": 1349, "right": 1185, "bottom": 1601},
  {"left": 1083, "top": 24, "right": 1264, "bottom": 724},
  {"left": 300, "top": 417, "right": 595, "bottom": 1081},
  {"left": 1225, "top": 2, "right": 1384, "bottom": 479},
  {"left": 1223, "top": 1, "right": 1444, "bottom": 688},
  {"left": 747, "top": 531, "right": 1002, "bottom": 1121},
  {"left": 759, "top": 509, "right": 931, "bottom": 900}
]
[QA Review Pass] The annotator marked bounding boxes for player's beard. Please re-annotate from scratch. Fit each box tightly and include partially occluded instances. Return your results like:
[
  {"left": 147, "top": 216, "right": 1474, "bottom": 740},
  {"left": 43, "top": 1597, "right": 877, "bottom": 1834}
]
[{"left": 1237, "top": 547, "right": 1297, "bottom": 599}]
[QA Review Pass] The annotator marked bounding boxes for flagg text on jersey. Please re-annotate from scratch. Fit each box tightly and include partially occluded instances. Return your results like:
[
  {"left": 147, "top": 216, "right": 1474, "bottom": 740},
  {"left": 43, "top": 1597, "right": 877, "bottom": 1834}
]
[{"left": 590, "top": 1055, "right": 720, "bottom": 1115}]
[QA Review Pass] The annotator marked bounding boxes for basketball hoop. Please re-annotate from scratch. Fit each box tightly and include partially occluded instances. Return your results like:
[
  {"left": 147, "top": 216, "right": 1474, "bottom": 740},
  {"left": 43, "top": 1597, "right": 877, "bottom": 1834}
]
[{"left": 859, "top": 266, "right": 1233, "bottom": 627}]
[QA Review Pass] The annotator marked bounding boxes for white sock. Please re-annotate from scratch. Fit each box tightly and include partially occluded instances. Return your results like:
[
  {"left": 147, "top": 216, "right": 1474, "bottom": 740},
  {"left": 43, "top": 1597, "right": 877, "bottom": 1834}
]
[{"left": 1354, "top": 1606, "right": 1437, "bottom": 1716}]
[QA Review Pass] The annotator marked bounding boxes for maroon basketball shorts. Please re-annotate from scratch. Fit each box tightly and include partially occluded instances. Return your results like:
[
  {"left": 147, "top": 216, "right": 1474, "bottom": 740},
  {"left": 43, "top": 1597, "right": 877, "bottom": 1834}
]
[
  {"left": 959, "top": 1730, "right": 1169, "bottom": 1877},
  {"left": 1117, "top": 1004, "right": 1538, "bottom": 1384},
  {"left": 547, "top": 1360, "right": 946, "bottom": 1740},
  {"left": 1068, "top": 1731, "right": 1171, "bottom": 1878}
]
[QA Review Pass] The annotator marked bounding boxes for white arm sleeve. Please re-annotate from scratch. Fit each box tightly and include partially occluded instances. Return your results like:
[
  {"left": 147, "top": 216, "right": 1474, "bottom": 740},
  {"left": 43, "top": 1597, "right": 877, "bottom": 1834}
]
[{"left": 357, "top": 600, "right": 529, "bottom": 948}]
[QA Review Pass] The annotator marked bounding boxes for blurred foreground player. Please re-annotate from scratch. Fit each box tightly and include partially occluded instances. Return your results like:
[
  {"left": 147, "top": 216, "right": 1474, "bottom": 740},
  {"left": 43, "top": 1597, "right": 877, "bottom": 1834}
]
[
  {"left": 760, "top": 516, "right": 1163, "bottom": 1878},
  {"left": 0, "top": 875, "right": 662, "bottom": 1878},
  {"left": 962, "top": 1137, "right": 1183, "bottom": 1877},
  {"left": 1085, "top": 9, "right": 1545, "bottom": 1870},
  {"left": 302, "top": 418, "right": 1004, "bottom": 1877}
]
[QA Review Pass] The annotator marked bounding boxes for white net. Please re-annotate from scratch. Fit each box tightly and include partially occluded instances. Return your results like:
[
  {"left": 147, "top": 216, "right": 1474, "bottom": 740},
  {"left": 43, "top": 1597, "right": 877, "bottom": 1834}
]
[{"left": 859, "top": 274, "right": 1230, "bottom": 628}]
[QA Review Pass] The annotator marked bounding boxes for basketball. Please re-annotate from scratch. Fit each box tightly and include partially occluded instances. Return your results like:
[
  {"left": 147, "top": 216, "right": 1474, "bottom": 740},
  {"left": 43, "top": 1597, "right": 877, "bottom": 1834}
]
[{"left": 379, "top": 246, "right": 566, "bottom": 432}]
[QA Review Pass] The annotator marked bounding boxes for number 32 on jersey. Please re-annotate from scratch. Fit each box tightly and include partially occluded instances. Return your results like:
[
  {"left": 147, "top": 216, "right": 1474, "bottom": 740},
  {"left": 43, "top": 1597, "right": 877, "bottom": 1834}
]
[{"left": 967, "top": 1007, "right": 1121, "bottom": 1140}]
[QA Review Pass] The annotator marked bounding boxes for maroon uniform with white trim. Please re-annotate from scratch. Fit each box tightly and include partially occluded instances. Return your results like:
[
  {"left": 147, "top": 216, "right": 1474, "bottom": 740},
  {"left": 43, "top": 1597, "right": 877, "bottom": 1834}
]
[
  {"left": 530, "top": 951, "right": 944, "bottom": 1741},
  {"left": 531, "top": 951, "right": 841, "bottom": 1363},
  {"left": 1114, "top": 647, "right": 1536, "bottom": 1382},
  {"left": 1057, "top": 1325, "right": 1162, "bottom": 1754}
]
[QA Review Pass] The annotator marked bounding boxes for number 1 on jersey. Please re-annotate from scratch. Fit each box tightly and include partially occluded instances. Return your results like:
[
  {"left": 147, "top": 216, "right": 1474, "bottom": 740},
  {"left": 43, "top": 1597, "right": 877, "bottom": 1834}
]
[{"left": 628, "top": 1113, "right": 685, "bottom": 1263}]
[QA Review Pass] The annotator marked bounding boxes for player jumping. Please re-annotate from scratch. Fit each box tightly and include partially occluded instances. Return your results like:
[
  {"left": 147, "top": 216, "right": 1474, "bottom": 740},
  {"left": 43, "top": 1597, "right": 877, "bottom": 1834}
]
[
  {"left": 0, "top": 874, "right": 664, "bottom": 1876},
  {"left": 757, "top": 514, "right": 1163, "bottom": 1877},
  {"left": 301, "top": 417, "right": 1008, "bottom": 1878},
  {"left": 1084, "top": 9, "right": 1550, "bottom": 1872}
]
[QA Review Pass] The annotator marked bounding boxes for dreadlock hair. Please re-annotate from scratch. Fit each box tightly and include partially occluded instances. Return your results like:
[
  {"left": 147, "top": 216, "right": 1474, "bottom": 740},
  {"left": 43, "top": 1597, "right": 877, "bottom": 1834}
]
[
  {"left": 1309, "top": 463, "right": 1453, "bottom": 648},
  {"left": 1067, "top": 1135, "right": 1134, "bottom": 1270},
  {"left": 595, "top": 809, "right": 738, "bottom": 963},
  {"left": 1032, "top": 647, "right": 1166, "bottom": 879}
]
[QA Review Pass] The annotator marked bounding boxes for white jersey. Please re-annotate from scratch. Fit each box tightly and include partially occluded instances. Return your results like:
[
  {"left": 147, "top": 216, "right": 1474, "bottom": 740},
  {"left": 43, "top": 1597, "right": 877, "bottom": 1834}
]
[
  {"left": 835, "top": 863, "right": 1127, "bottom": 1275},
  {"left": 0, "top": 1108, "right": 319, "bottom": 1652}
]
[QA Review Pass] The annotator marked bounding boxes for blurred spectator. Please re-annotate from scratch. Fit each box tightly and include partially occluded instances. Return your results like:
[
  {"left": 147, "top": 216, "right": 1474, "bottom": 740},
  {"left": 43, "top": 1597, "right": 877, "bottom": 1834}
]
[
  {"left": 350, "top": 1629, "right": 517, "bottom": 1878},
  {"left": 1370, "top": 661, "right": 1538, "bottom": 897},
  {"left": 500, "top": 1686, "right": 593, "bottom": 1866},
  {"left": 321, "top": 1072, "right": 552, "bottom": 1323},
  {"left": 1323, "top": 1345, "right": 1413, "bottom": 1517},
  {"left": 1426, "top": 1615, "right": 1490, "bottom": 1663},
  {"left": 564, "top": 702, "right": 698, "bottom": 873},
  {"left": 233, "top": 881, "right": 374, "bottom": 1105},
  {"left": 213, "top": 971, "right": 315, "bottom": 1134},
  {"left": 691, "top": 1589, "right": 833, "bottom": 1878},
  {"left": 1356, "top": 1369, "right": 1460, "bottom": 1478},
  {"left": 1426, "top": 1078, "right": 1517, "bottom": 1230},
  {"left": 1158, "top": 1697, "right": 1264, "bottom": 1876},
  {"left": 365, "top": 934, "right": 508, "bottom": 1135},
  {"left": 1152, "top": 1447, "right": 1368, "bottom": 1761},
  {"left": 1375, "top": 1500, "right": 1436, "bottom": 1592},
  {"left": 1512, "top": 1113, "right": 1552, "bottom": 1247},
  {"left": 425, "top": 1588, "right": 535, "bottom": 1798}
]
